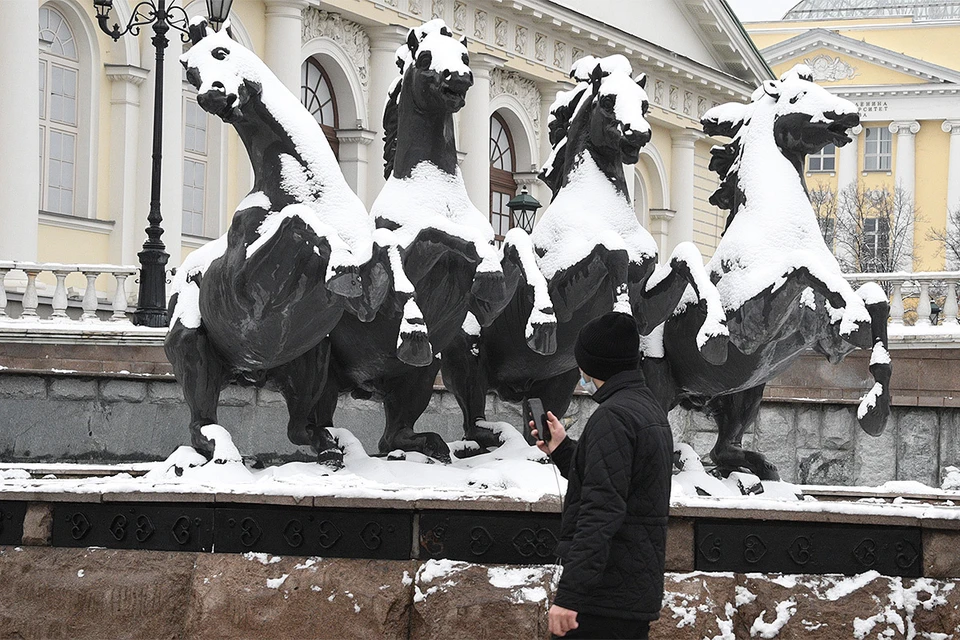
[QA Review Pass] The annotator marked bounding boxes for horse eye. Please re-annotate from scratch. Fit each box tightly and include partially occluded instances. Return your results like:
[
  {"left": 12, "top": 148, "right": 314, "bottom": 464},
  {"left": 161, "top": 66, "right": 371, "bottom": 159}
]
[
  {"left": 461, "top": 53, "right": 470, "bottom": 66},
  {"left": 641, "top": 100, "right": 649, "bottom": 115},
  {"left": 212, "top": 46, "right": 229, "bottom": 61},
  {"left": 789, "top": 91, "right": 806, "bottom": 105},
  {"left": 416, "top": 51, "right": 433, "bottom": 70}
]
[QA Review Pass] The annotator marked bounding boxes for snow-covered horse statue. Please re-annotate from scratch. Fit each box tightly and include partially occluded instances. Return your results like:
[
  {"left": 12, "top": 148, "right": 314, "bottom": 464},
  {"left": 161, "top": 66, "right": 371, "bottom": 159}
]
[
  {"left": 167, "top": 20, "right": 393, "bottom": 465},
  {"left": 315, "top": 20, "right": 543, "bottom": 462},
  {"left": 643, "top": 64, "right": 892, "bottom": 480},
  {"left": 442, "top": 55, "right": 728, "bottom": 446}
]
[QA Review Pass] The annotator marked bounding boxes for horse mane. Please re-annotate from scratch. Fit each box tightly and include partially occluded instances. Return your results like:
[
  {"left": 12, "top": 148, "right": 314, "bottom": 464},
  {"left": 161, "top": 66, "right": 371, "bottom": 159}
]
[
  {"left": 702, "top": 105, "right": 754, "bottom": 234},
  {"left": 382, "top": 77, "right": 402, "bottom": 180},
  {"left": 538, "top": 85, "right": 589, "bottom": 199}
]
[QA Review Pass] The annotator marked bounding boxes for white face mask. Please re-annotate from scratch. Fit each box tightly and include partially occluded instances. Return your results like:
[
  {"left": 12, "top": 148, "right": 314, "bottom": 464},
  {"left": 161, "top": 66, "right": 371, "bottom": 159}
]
[{"left": 580, "top": 375, "right": 598, "bottom": 394}]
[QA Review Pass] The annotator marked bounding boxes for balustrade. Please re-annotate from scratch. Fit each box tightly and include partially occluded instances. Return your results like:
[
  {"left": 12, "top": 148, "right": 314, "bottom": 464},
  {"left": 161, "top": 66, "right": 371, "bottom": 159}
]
[
  {"left": 844, "top": 272, "right": 960, "bottom": 327},
  {"left": 0, "top": 261, "right": 138, "bottom": 322}
]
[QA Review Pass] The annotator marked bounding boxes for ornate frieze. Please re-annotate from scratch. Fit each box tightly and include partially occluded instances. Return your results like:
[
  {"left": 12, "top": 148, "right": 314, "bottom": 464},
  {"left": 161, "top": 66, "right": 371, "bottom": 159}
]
[
  {"left": 553, "top": 41, "right": 565, "bottom": 68},
  {"left": 495, "top": 17, "right": 508, "bottom": 47},
  {"left": 683, "top": 91, "right": 693, "bottom": 116},
  {"left": 409, "top": 0, "right": 422, "bottom": 15},
  {"left": 431, "top": 0, "right": 444, "bottom": 20},
  {"left": 804, "top": 54, "right": 858, "bottom": 82},
  {"left": 654, "top": 80, "right": 665, "bottom": 106},
  {"left": 669, "top": 85, "right": 679, "bottom": 111},
  {"left": 301, "top": 8, "right": 371, "bottom": 94},
  {"left": 474, "top": 9, "right": 487, "bottom": 39},
  {"left": 515, "top": 25, "right": 527, "bottom": 55},
  {"left": 454, "top": 1, "right": 466, "bottom": 31},
  {"left": 535, "top": 33, "right": 547, "bottom": 62},
  {"left": 572, "top": 47, "right": 584, "bottom": 65},
  {"left": 490, "top": 68, "right": 542, "bottom": 139}
]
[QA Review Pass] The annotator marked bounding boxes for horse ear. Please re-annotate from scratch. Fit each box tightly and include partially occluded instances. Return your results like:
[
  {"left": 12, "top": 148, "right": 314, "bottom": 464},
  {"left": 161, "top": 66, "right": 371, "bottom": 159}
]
[
  {"left": 406, "top": 29, "right": 419, "bottom": 54},
  {"left": 589, "top": 63, "right": 604, "bottom": 91},
  {"left": 762, "top": 80, "right": 781, "bottom": 100},
  {"left": 635, "top": 73, "right": 647, "bottom": 89},
  {"left": 188, "top": 18, "right": 208, "bottom": 45},
  {"left": 460, "top": 35, "right": 468, "bottom": 48},
  {"left": 440, "top": 25, "right": 452, "bottom": 37}
]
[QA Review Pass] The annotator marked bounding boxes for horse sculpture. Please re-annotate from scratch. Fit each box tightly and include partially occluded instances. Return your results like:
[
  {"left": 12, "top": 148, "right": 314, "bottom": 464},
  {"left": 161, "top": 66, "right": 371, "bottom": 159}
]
[
  {"left": 442, "top": 55, "right": 729, "bottom": 446},
  {"left": 642, "top": 64, "right": 892, "bottom": 481},
  {"left": 311, "top": 20, "right": 551, "bottom": 462},
  {"left": 168, "top": 20, "right": 403, "bottom": 466}
]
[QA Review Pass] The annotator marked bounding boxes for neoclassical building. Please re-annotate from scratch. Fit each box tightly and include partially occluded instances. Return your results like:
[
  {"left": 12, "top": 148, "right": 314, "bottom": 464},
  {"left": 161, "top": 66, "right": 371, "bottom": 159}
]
[
  {"left": 0, "top": 0, "right": 770, "bottom": 298},
  {"left": 747, "top": 0, "right": 960, "bottom": 271}
]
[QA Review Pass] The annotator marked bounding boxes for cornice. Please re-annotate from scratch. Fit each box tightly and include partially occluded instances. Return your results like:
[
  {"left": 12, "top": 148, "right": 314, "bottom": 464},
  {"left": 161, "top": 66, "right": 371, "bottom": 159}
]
[
  {"left": 38, "top": 212, "right": 114, "bottom": 235},
  {"left": 103, "top": 64, "right": 149, "bottom": 86}
]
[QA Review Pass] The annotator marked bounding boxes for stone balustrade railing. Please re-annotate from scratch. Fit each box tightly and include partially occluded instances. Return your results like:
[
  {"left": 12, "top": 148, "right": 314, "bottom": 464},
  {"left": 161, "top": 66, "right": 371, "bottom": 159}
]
[
  {"left": 844, "top": 271, "right": 960, "bottom": 326},
  {"left": 0, "top": 261, "right": 138, "bottom": 322}
]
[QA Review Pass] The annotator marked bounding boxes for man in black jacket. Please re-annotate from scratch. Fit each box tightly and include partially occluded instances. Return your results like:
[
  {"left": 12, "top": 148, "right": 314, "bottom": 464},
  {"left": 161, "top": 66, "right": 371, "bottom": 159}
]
[{"left": 530, "top": 312, "right": 673, "bottom": 639}]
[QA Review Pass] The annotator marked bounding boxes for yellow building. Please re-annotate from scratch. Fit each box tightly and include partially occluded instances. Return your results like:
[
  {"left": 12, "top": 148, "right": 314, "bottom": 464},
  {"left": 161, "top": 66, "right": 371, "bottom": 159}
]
[
  {"left": 746, "top": 0, "right": 960, "bottom": 271},
  {"left": 0, "top": 0, "right": 773, "bottom": 308}
]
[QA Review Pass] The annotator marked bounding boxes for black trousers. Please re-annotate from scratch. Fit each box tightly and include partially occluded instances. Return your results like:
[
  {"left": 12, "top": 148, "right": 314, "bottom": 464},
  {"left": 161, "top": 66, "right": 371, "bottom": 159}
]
[{"left": 552, "top": 613, "right": 650, "bottom": 639}]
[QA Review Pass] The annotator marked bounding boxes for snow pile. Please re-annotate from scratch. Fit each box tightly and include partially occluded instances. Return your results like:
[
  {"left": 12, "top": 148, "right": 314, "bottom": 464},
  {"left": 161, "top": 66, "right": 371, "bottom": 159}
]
[
  {"left": 671, "top": 443, "right": 804, "bottom": 501},
  {"left": 486, "top": 566, "right": 553, "bottom": 604},
  {"left": 942, "top": 467, "right": 960, "bottom": 491},
  {"left": 414, "top": 559, "right": 469, "bottom": 602}
]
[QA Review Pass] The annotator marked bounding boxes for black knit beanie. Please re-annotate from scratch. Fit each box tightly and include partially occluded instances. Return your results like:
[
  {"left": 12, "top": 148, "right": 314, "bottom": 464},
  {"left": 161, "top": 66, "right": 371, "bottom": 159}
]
[{"left": 574, "top": 312, "right": 640, "bottom": 381}]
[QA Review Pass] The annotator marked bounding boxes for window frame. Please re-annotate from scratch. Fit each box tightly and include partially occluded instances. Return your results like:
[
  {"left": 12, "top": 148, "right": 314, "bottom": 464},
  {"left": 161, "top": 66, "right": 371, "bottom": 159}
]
[
  {"left": 863, "top": 126, "right": 892, "bottom": 172},
  {"left": 807, "top": 142, "right": 836, "bottom": 173},
  {"left": 300, "top": 57, "right": 340, "bottom": 159},
  {"left": 489, "top": 112, "right": 517, "bottom": 246}
]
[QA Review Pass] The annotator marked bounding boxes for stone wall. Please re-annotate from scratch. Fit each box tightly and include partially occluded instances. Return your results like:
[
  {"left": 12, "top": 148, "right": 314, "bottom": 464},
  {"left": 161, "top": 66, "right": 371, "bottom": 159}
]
[
  {"left": 1, "top": 547, "right": 958, "bottom": 639},
  {"left": 0, "top": 372, "right": 957, "bottom": 486}
]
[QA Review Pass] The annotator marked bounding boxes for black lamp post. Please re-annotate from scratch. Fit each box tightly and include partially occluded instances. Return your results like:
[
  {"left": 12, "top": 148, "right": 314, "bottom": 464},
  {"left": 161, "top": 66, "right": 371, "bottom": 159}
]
[
  {"left": 93, "top": 0, "right": 233, "bottom": 327},
  {"left": 506, "top": 186, "right": 542, "bottom": 234}
]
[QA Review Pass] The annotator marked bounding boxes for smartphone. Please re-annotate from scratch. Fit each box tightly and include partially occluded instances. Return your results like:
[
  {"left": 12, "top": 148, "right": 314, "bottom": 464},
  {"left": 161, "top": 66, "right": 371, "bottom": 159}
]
[{"left": 523, "top": 397, "right": 550, "bottom": 445}]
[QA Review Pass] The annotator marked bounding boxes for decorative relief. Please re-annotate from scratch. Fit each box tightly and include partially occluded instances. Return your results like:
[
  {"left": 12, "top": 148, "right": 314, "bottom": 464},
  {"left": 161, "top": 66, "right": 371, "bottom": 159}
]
[
  {"left": 409, "top": 0, "right": 422, "bottom": 15},
  {"left": 490, "top": 68, "right": 542, "bottom": 139},
  {"left": 804, "top": 54, "right": 857, "bottom": 82},
  {"left": 554, "top": 41, "right": 565, "bottom": 68},
  {"left": 697, "top": 96, "right": 707, "bottom": 118},
  {"left": 683, "top": 91, "right": 693, "bottom": 116},
  {"left": 454, "top": 1, "right": 466, "bottom": 31},
  {"left": 515, "top": 25, "right": 527, "bottom": 55},
  {"left": 535, "top": 33, "right": 547, "bottom": 62},
  {"left": 475, "top": 10, "right": 487, "bottom": 39},
  {"left": 654, "top": 80, "right": 664, "bottom": 105},
  {"left": 383, "top": 0, "right": 397, "bottom": 6},
  {"left": 431, "top": 0, "right": 444, "bottom": 20},
  {"left": 495, "top": 17, "right": 507, "bottom": 47},
  {"left": 301, "top": 8, "right": 371, "bottom": 94},
  {"left": 669, "top": 85, "right": 679, "bottom": 110},
  {"left": 572, "top": 47, "right": 584, "bottom": 64}
]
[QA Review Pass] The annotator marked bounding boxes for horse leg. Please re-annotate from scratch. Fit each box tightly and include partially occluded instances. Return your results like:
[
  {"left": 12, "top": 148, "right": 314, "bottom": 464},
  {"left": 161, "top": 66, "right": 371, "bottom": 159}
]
[
  {"left": 854, "top": 284, "right": 892, "bottom": 437},
  {"left": 636, "top": 243, "right": 728, "bottom": 365},
  {"left": 164, "top": 316, "right": 229, "bottom": 459},
  {"left": 708, "top": 385, "right": 779, "bottom": 481},
  {"left": 440, "top": 323, "right": 499, "bottom": 450},
  {"left": 528, "top": 368, "right": 582, "bottom": 423},
  {"left": 268, "top": 340, "right": 343, "bottom": 468},
  {"left": 381, "top": 362, "right": 451, "bottom": 463},
  {"left": 503, "top": 229, "right": 556, "bottom": 355},
  {"left": 378, "top": 236, "right": 433, "bottom": 367}
]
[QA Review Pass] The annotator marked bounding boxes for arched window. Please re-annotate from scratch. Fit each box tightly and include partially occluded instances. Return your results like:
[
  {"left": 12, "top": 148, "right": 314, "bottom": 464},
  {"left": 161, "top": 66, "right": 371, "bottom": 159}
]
[
  {"left": 39, "top": 6, "right": 79, "bottom": 216},
  {"left": 489, "top": 113, "right": 517, "bottom": 245},
  {"left": 301, "top": 57, "right": 339, "bottom": 158}
]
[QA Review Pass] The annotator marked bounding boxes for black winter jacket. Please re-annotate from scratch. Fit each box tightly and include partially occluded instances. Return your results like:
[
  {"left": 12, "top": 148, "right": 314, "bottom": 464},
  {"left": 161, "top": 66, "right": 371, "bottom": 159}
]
[{"left": 550, "top": 369, "right": 673, "bottom": 621}]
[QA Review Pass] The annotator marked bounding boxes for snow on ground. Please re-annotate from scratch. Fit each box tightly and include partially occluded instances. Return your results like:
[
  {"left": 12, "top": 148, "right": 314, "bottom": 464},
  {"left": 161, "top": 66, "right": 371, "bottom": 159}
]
[{"left": 0, "top": 428, "right": 958, "bottom": 522}]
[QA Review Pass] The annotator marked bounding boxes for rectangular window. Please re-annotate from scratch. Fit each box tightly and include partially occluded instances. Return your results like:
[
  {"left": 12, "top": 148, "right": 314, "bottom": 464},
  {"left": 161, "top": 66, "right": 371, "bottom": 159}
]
[
  {"left": 863, "top": 217, "right": 890, "bottom": 271},
  {"left": 864, "top": 127, "right": 892, "bottom": 171},
  {"left": 183, "top": 98, "right": 208, "bottom": 236},
  {"left": 808, "top": 143, "right": 836, "bottom": 172},
  {"left": 49, "top": 64, "right": 77, "bottom": 126},
  {"left": 39, "top": 61, "right": 46, "bottom": 117},
  {"left": 46, "top": 129, "right": 75, "bottom": 215}
]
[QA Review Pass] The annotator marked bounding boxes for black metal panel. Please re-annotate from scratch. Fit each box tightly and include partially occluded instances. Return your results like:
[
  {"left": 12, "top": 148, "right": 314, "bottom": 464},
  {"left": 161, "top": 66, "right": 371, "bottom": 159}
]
[
  {"left": 51, "top": 503, "right": 214, "bottom": 552},
  {"left": 695, "top": 519, "right": 922, "bottom": 577},
  {"left": 214, "top": 505, "right": 413, "bottom": 560},
  {"left": 419, "top": 511, "right": 562, "bottom": 564},
  {"left": 0, "top": 501, "right": 27, "bottom": 545}
]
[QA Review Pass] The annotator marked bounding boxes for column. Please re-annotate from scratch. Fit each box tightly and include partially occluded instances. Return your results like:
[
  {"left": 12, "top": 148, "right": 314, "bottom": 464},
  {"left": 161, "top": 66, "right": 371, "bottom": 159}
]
[
  {"left": 335, "top": 128, "right": 376, "bottom": 202},
  {"left": 535, "top": 80, "right": 571, "bottom": 213},
  {"left": 460, "top": 53, "right": 504, "bottom": 214},
  {"left": 0, "top": 0, "right": 39, "bottom": 261},
  {"left": 943, "top": 120, "right": 960, "bottom": 269},
  {"left": 263, "top": 0, "right": 308, "bottom": 95},
  {"left": 890, "top": 120, "right": 920, "bottom": 269},
  {"left": 668, "top": 129, "right": 700, "bottom": 254},
  {"left": 366, "top": 25, "right": 411, "bottom": 204},
  {"left": 105, "top": 65, "right": 147, "bottom": 266},
  {"left": 648, "top": 210, "right": 675, "bottom": 258},
  {"left": 837, "top": 124, "right": 861, "bottom": 194}
]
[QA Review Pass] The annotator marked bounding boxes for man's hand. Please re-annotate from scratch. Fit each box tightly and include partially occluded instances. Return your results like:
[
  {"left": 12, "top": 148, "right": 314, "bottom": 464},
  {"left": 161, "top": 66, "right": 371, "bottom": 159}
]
[
  {"left": 548, "top": 604, "right": 579, "bottom": 637},
  {"left": 530, "top": 410, "right": 566, "bottom": 455}
]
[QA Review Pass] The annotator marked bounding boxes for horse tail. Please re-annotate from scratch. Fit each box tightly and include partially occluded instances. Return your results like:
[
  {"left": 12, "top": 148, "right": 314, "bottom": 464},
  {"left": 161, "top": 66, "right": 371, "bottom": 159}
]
[{"left": 382, "top": 77, "right": 402, "bottom": 180}]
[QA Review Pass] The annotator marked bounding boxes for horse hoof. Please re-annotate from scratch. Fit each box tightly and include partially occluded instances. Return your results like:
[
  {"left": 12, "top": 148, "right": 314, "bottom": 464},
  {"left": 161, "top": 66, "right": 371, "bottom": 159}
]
[
  {"left": 397, "top": 332, "right": 433, "bottom": 367},
  {"left": 464, "top": 425, "right": 503, "bottom": 450},
  {"left": 328, "top": 268, "right": 363, "bottom": 299},
  {"left": 317, "top": 447, "right": 344, "bottom": 470},
  {"left": 526, "top": 320, "right": 557, "bottom": 356},
  {"left": 471, "top": 271, "right": 506, "bottom": 304},
  {"left": 242, "top": 455, "right": 264, "bottom": 470},
  {"left": 698, "top": 333, "right": 729, "bottom": 366},
  {"left": 857, "top": 410, "right": 887, "bottom": 437}
]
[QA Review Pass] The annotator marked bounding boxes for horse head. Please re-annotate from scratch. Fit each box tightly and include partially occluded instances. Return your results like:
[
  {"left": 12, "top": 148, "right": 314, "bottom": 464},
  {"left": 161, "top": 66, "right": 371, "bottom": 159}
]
[
  {"left": 541, "top": 55, "right": 651, "bottom": 197},
  {"left": 180, "top": 18, "right": 262, "bottom": 123},
  {"left": 398, "top": 20, "right": 473, "bottom": 114}
]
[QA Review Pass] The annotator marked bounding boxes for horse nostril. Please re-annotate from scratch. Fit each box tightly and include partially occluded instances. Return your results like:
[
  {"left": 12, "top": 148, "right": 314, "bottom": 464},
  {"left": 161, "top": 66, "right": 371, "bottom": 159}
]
[{"left": 212, "top": 81, "right": 225, "bottom": 91}]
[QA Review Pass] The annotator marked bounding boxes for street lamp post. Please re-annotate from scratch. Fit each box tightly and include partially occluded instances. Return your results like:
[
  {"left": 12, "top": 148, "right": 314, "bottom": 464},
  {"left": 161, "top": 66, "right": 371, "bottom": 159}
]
[{"left": 93, "top": 0, "right": 233, "bottom": 326}]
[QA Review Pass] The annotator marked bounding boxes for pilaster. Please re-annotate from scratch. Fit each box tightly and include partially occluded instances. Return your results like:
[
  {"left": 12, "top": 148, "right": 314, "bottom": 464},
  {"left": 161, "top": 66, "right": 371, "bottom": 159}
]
[
  {"left": 942, "top": 120, "right": 960, "bottom": 269},
  {"left": 459, "top": 53, "right": 505, "bottom": 213},
  {"left": 837, "top": 125, "right": 862, "bottom": 193},
  {"left": 263, "top": 0, "right": 309, "bottom": 94},
  {"left": 668, "top": 129, "right": 700, "bottom": 254},
  {"left": 366, "top": 25, "right": 410, "bottom": 205},
  {"left": 336, "top": 128, "right": 377, "bottom": 202},
  {"left": 889, "top": 120, "right": 920, "bottom": 269}
]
